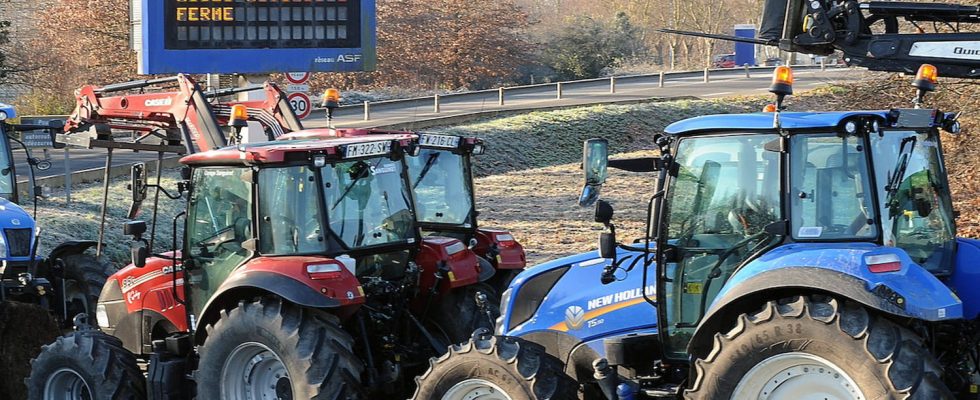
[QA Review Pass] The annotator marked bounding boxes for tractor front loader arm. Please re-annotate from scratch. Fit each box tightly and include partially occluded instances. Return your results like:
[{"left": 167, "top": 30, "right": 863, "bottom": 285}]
[{"left": 665, "top": 0, "right": 980, "bottom": 78}]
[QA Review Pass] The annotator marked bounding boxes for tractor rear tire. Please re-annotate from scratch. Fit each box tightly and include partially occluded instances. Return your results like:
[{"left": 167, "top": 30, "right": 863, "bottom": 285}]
[
  {"left": 59, "top": 254, "right": 114, "bottom": 323},
  {"left": 430, "top": 283, "right": 500, "bottom": 345},
  {"left": 27, "top": 330, "right": 146, "bottom": 400},
  {"left": 196, "top": 297, "right": 363, "bottom": 400},
  {"left": 412, "top": 335, "right": 578, "bottom": 400},
  {"left": 686, "top": 295, "right": 954, "bottom": 400}
]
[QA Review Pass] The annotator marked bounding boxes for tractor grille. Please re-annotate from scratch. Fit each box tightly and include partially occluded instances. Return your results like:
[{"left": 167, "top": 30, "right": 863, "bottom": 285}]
[{"left": 5, "top": 228, "right": 32, "bottom": 257}]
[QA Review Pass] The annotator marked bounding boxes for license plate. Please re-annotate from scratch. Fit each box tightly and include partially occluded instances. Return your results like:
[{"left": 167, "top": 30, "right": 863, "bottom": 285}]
[
  {"left": 345, "top": 141, "right": 391, "bottom": 158},
  {"left": 418, "top": 134, "right": 461, "bottom": 149}
]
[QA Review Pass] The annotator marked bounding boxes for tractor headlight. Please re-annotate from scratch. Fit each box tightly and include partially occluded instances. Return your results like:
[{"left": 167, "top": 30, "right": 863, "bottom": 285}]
[
  {"left": 96, "top": 304, "right": 110, "bottom": 328},
  {"left": 0, "top": 233, "right": 8, "bottom": 258},
  {"left": 0, "top": 111, "right": 7, "bottom": 121}
]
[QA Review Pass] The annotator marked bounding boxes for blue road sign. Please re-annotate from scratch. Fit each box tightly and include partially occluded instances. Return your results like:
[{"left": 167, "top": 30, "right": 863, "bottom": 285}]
[
  {"left": 138, "top": 0, "right": 377, "bottom": 74},
  {"left": 734, "top": 24, "right": 757, "bottom": 67}
]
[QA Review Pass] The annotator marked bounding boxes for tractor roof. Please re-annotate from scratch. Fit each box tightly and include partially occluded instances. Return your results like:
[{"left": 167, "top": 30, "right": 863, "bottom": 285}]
[
  {"left": 0, "top": 103, "right": 15, "bottom": 119},
  {"left": 664, "top": 111, "right": 894, "bottom": 135},
  {"left": 278, "top": 128, "right": 415, "bottom": 141},
  {"left": 180, "top": 134, "right": 413, "bottom": 167}
]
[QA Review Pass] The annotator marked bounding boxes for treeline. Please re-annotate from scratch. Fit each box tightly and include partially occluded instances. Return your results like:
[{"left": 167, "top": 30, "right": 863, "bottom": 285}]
[{"left": 0, "top": 0, "right": 766, "bottom": 114}]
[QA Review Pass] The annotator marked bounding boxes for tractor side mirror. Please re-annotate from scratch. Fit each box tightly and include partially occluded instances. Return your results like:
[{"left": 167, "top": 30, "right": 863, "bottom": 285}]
[
  {"left": 595, "top": 200, "right": 614, "bottom": 226},
  {"left": 131, "top": 244, "right": 148, "bottom": 268},
  {"left": 127, "top": 163, "right": 147, "bottom": 219},
  {"left": 579, "top": 138, "right": 609, "bottom": 207},
  {"left": 124, "top": 220, "right": 148, "bottom": 268},
  {"left": 598, "top": 231, "right": 617, "bottom": 259},
  {"left": 180, "top": 166, "right": 192, "bottom": 181}
]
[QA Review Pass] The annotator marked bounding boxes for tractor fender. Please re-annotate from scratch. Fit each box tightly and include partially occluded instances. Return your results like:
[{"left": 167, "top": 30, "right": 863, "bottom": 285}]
[
  {"left": 475, "top": 229, "right": 526, "bottom": 270},
  {"left": 46, "top": 241, "right": 97, "bottom": 263},
  {"left": 194, "top": 256, "right": 365, "bottom": 344},
  {"left": 416, "top": 237, "right": 481, "bottom": 294},
  {"left": 687, "top": 243, "right": 963, "bottom": 360}
]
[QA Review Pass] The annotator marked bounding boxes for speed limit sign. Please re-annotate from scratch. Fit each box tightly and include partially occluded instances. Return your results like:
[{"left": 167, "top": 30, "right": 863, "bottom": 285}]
[{"left": 288, "top": 92, "right": 312, "bottom": 119}]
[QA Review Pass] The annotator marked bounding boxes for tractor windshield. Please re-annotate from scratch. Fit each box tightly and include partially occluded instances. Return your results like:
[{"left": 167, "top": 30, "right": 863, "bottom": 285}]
[
  {"left": 789, "top": 134, "right": 877, "bottom": 240},
  {"left": 406, "top": 149, "right": 474, "bottom": 227},
  {"left": 322, "top": 157, "right": 416, "bottom": 249},
  {"left": 0, "top": 124, "right": 15, "bottom": 201},
  {"left": 871, "top": 130, "right": 956, "bottom": 273}
]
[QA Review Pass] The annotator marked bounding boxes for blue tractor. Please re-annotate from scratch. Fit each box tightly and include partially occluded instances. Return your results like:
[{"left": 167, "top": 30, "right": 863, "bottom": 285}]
[
  {"left": 0, "top": 103, "right": 112, "bottom": 328},
  {"left": 412, "top": 66, "right": 980, "bottom": 399}
]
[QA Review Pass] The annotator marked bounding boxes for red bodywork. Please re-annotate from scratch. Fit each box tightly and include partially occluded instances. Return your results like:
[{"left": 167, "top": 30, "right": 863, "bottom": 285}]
[
  {"left": 416, "top": 237, "right": 481, "bottom": 293},
  {"left": 110, "top": 254, "right": 366, "bottom": 341},
  {"left": 475, "top": 229, "right": 526, "bottom": 270}
]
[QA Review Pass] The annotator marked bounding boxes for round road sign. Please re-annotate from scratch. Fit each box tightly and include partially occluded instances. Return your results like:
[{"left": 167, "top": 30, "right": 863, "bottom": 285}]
[
  {"left": 286, "top": 72, "right": 311, "bottom": 84},
  {"left": 288, "top": 92, "right": 313, "bottom": 119}
]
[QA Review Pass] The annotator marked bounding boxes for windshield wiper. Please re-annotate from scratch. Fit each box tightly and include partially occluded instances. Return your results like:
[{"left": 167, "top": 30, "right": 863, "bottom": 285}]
[
  {"left": 413, "top": 152, "right": 440, "bottom": 189},
  {"left": 332, "top": 160, "right": 378, "bottom": 209},
  {"left": 885, "top": 136, "right": 917, "bottom": 199}
]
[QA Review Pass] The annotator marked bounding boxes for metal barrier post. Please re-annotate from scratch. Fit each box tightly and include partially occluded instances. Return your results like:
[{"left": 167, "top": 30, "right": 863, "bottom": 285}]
[
  {"left": 498, "top": 88, "right": 505, "bottom": 106},
  {"left": 745, "top": 64, "right": 751, "bottom": 78},
  {"left": 659, "top": 71, "right": 665, "bottom": 88},
  {"left": 63, "top": 148, "right": 71, "bottom": 204},
  {"left": 820, "top": 58, "right": 826, "bottom": 71},
  {"left": 434, "top": 95, "right": 441, "bottom": 113},
  {"left": 363, "top": 101, "right": 370, "bottom": 121},
  {"left": 704, "top": 68, "right": 710, "bottom": 83},
  {"left": 557, "top": 82, "right": 563, "bottom": 100},
  {"left": 610, "top": 76, "right": 616, "bottom": 94}
]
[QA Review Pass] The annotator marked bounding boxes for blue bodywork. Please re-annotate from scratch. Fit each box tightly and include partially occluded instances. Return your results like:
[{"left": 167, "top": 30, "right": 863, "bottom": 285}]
[
  {"left": 664, "top": 111, "right": 892, "bottom": 134},
  {"left": 497, "top": 240, "right": 974, "bottom": 361},
  {"left": 0, "top": 197, "right": 37, "bottom": 264}
]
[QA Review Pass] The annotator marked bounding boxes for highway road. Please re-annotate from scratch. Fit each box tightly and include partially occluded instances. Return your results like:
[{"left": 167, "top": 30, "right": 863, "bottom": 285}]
[{"left": 19, "top": 67, "right": 866, "bottom": 182}]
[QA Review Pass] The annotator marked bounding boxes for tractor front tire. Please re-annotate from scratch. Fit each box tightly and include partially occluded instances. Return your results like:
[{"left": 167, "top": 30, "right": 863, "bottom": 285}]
[
  {"left": 412, "top": 335, "right": 578, "bottom": 400},
  {"left": 27, "top": 330, "right": 146, "bottom": 400},
  {"left": 686, "top": 295, "right": 953, "bottom": 400},
  {"left": 196, "top": 297, "right": 363, "bottom": 399},
  {"left": 59, "top": 254, "right": 114, "bottom": 323}
]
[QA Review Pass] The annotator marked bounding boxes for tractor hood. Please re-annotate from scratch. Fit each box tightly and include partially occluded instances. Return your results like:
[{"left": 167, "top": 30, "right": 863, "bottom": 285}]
[
  {"left": 498, "top": 248, "right": 658, "bottom": 344},
  {"left": 0, "top": 197, "right": 35, "bottom": 229}
]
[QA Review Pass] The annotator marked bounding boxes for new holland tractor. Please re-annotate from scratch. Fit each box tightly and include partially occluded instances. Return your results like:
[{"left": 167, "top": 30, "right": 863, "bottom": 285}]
[
  {"left": 413, "top": 66, "right": 980, "bottom": 399},
  {"left": 24, "top": 77, "right": 500, "bottom": 399}
]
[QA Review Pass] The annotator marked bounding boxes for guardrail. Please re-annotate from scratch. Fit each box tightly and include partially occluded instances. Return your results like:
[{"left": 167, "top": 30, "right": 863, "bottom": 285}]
[{"left": 324, "top": 63, "right": 835, "bottom": 121}]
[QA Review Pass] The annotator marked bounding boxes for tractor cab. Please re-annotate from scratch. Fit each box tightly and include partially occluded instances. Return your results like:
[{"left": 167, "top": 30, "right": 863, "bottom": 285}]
[{"left": 280, "top": 124, "right": 525, "bottom": 292}]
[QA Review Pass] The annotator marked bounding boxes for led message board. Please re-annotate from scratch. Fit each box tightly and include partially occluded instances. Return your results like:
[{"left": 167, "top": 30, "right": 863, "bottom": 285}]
[{"left": 136, "top": 0, "right": 376, "bottom": 74}]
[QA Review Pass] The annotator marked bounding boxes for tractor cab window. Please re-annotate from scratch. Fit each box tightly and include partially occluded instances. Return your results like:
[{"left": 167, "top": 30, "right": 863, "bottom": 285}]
[
  {"left": 258, "top": 166, "right": 327, "bottom": 254},
  {"left": 322, "top": 157, "right": 416, "bottom": 249},
  {"left": 790, "top": 134, "right": 876, "bottom": 240},
  {"left": 871, "top": 130, "right": 956, "bottom": 273},
  {"left": 0, "top": 125, "right": 15, "bottom": 200},
  {"left": 186, "top": 167, "right": 254, "bottom": 267},
  {"left": 662, "top": 134, "right": 782, "bottom": 358},
  {"left": 406, "top": 148, "right": 474, "bottom": 227}
]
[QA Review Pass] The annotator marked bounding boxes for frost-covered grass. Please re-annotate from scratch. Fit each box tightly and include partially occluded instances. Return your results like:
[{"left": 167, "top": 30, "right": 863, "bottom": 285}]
[
  {"left": 431, "top": 98, "right": 766, "bottom": 177},
  {"left": 34, "top": 171, "right": 184, "bottom": 266}
]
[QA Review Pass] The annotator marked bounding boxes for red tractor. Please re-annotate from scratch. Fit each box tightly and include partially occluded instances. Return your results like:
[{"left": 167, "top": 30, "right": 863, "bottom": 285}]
[{"left": 27, "top": 75, "right": 500, "bottom": 399}]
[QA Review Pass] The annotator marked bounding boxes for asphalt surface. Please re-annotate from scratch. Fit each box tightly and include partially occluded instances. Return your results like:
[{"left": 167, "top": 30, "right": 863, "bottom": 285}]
[{"left": 20, "top": 67, "right": 866, "bottom": 181}]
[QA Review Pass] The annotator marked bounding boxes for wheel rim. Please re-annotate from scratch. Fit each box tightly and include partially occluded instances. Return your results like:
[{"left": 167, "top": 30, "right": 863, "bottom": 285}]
[
  {"left": 221, "top": 342, "right": 292, "bottom": 400},
  {"left": 442, "top": 379, "right": 514, "bottom": 400},
  {"left": 44, "top": 368, "right": 92, "bottom": 400},
  {"left": 732, "top": 352, "right": 865, "bottom": 400}
]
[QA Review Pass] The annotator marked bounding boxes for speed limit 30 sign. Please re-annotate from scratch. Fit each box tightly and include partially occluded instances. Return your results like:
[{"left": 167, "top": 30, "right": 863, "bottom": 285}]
[{"left": 288, "top": 92, "right": 313, "bottom": 120}]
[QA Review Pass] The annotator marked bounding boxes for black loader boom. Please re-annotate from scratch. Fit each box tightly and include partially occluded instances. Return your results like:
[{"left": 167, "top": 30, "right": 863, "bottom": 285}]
[{"left": 664, "top": 0, "right": 980, "bottom": 78}]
